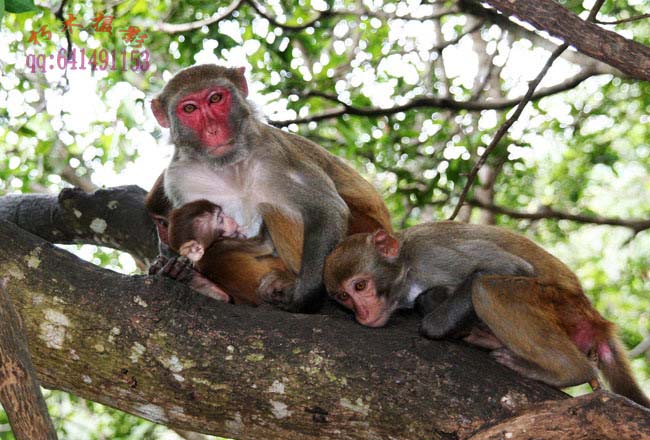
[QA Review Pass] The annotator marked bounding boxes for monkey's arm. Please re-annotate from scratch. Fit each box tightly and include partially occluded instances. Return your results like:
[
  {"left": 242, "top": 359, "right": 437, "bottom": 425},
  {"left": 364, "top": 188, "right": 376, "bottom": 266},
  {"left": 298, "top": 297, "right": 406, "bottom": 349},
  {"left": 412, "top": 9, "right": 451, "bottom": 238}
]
[
  {"left": 339, "top": 186, "right": 392, "bottom": 234},
  {"left": 261, "top": 172, "right": 349, "bottom": 312},
  {"left": 420, "top": 273, "right": 480, "bottom": 339}
]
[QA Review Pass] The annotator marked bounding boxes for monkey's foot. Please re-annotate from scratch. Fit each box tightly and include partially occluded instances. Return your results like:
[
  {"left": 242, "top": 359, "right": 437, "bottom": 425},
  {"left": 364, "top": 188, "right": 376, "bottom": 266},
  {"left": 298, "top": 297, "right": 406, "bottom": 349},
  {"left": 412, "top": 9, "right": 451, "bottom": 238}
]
[
  {"left": 150, "top": 256, "right": 231, "bottom": 302},
  {"left": 148, "top": 255, "right": 170, "bottom": 275},
  {"left": 153, "top": 255, "right": 195, "bottom": 282},
  {"left": 258, "top": 273, "right": 298, "bottom": 310},
  {"left": 490, "top": 348, "right": 543, "bottom": 379},
  {"left": 589, "top": 378, "right": 602, "bottom": 391},
  {"left": 258, "top": 270, "right": 296, "bottom": 299},
  {"left": 188, "top": 272, "right": 232, "bottom": 303},
  {"left": 463, "top": 325, "right": 504, "bottom": 350}
]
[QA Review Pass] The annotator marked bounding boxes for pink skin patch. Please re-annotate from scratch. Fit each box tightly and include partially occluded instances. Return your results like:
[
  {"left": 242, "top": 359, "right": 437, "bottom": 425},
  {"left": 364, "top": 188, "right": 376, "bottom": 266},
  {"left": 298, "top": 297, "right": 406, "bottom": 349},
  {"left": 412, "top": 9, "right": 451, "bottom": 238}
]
[
  {"left": 571, "top": 320, "right": 614, "bottom": 364},
  {"left": 571, "top": 320, "right": 597, "bottom": 354},
  {"left": 597, "top": 342, "right": 614, "bottom": 364},
  {"left": 176, "top": 87, "right": 233, "bottom": 155}
]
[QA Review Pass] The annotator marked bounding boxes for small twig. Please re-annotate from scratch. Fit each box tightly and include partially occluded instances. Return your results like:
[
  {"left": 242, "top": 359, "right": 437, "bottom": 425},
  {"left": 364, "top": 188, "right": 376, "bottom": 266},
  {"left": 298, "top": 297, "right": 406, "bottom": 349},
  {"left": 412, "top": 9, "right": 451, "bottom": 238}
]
[
  {"left": 465, "top": 199, "right": 650, "bottom": 233},
  {"left": 448, "top": 0, "right": 607, "bottom": 221},
  {"left": 447, "top": 42, "right": 568, "bottom": 220},
  {"left": 629, "top": 334, "right": 650, "bottom": 357},
  {"left": 53, "top": 0, "right": 72, "bottom": 60},
  {"left": 154, "top": 0, "right": 244, "bottom": 33},
  {"left": 595, "top": 13, "right": 650, "bottom": 25}
]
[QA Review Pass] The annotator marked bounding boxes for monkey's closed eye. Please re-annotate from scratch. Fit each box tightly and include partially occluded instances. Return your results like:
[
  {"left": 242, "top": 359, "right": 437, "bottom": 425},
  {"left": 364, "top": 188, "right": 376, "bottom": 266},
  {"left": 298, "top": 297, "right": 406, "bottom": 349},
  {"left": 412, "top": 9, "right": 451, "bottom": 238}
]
[
  {"left": 183, "top": 104, "right": 197, "bottom": 113},
  {"left": 354, "top": 280, "right": 367, "bottom": 291},
  {"left": 209, "top": 93, "right": 223, "bottom": 103}
]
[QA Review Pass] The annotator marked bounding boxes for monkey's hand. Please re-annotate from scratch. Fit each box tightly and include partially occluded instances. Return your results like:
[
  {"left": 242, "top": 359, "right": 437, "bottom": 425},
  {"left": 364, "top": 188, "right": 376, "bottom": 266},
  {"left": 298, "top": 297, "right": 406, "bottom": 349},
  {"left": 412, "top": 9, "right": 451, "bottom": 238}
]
[
  {"left": 258, "top": 272, "right": 319, "bottom": 312},
  {"left": 149, "top": 255, "right": 231, "bottom": 303},
  {"left": 257, "top": 270, "right": 296, "bottom": 302}
]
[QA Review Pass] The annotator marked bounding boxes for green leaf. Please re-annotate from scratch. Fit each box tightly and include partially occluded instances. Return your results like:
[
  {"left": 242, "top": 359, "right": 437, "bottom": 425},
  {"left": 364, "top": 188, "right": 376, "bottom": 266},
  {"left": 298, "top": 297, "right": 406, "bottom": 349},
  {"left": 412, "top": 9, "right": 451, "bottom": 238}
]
[
  {"left": 0, "top": 0, "right": 5, "bottom": 23},
  {"left": 5, "top": 0, "right": 36, "bottom": 13}
]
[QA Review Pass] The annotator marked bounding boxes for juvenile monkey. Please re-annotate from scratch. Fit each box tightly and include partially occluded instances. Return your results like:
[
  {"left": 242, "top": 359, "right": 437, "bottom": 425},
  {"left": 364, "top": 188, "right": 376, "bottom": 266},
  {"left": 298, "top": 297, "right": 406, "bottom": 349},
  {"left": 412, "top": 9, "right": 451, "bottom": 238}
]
[
  {"left": 323, "top": 222, "right": 650, "bottom": 407},
  {"left": 147, "top": 64, "right": 392, "bottom": 312},
  {"left": 167, "top": 200, "right": 293, "bottom": 305}
]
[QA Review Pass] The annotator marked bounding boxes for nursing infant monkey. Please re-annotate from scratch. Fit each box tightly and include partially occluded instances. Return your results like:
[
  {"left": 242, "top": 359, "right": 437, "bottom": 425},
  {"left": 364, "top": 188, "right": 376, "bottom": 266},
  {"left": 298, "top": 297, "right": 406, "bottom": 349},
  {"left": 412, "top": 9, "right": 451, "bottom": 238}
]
[
  {"left": 324, "top": 222, "right": 650, "bottom": 407},
  {"left": 166, "top": 199, "right": 291, "bottom": 305}
]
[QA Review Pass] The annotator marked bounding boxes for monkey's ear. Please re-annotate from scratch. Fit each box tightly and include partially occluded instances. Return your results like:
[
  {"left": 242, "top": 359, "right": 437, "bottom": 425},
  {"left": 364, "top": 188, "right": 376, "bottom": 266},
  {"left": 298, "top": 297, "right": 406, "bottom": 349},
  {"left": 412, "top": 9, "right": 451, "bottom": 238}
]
[
  {"left": 151, "top": 98, "right": 170, "bottom": 128},
  {"left": 372, "top": 230, "right": 399, "bottom": 258},
  {"left": 235, "top": 67, "right": 249, "bottom": 97}
]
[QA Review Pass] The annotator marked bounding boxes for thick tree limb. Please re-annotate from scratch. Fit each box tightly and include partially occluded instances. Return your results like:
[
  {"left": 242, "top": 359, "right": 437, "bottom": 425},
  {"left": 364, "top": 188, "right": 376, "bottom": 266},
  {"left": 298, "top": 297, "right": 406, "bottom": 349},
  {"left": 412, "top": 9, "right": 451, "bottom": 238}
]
[
  {"left": 1, "top": 189, "right": 650, "bottom": 437},
  {"left": 0, "top": 186, "right": 158, "bottom": 264},
  {"left": 0, "top": 219, "right": 568, "bottom": 439},
  {"left": 0, "top": 280, "right": 58, "bottom": 440},
  {"left": 479, "top": 0, "right": 650, "bottom": 81},
  {"left": 468, "top": 391, "right": 650, "bottom": 440}
]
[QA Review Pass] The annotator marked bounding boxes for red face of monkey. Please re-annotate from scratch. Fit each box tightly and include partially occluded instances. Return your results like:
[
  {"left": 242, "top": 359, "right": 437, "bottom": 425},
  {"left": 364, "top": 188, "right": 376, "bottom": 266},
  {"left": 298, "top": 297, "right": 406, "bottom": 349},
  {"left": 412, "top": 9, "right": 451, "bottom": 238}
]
[
  {"left": 331, "top": 275, "right": 393, "bottom": 327},
  {"left": 326, "top": 230, "right": 402, "bottom": 327},
  {"left": 174, "top": 87, "right": 233, "bottom": 154},
  {"left": 151, "top": 66, "right": 250, "bottom": 160}
]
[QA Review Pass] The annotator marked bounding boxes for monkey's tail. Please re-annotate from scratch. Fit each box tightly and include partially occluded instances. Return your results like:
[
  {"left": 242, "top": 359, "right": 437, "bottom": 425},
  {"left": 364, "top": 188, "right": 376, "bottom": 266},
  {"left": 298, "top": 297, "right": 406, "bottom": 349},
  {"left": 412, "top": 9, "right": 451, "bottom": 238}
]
[{"left": 599, "top": 337, "right": 650, "bottom": 408}]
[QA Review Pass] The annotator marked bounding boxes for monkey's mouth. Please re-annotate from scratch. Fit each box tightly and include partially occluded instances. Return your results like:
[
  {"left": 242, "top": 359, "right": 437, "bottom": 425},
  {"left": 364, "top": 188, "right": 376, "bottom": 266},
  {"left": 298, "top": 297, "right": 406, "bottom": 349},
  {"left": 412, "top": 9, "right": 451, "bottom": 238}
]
[
  {"left": 357, "top": 312, "right": 390, "bottom": 328},
  {"left": 202, "top": 140, "right": 233, "bottom": 156}
]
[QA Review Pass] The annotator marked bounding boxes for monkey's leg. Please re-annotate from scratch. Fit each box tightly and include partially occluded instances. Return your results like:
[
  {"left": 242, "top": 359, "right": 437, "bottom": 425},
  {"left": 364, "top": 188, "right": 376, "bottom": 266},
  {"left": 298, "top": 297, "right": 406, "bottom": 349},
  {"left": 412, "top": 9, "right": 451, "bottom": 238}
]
[
  {"left": 152, "top": 256, "right": 231, "bottom": 302},
  {"left": 420, "top": 275, "right": 479, "bottom": 339},
  {"left": 472, "top": 276, "right": 597, "bottom": 388}
]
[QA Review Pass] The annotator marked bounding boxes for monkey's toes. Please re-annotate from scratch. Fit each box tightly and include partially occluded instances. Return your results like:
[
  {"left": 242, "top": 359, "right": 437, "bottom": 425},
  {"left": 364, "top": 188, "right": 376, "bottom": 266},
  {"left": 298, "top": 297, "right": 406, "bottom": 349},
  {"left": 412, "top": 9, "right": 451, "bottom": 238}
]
[{"left": 148, "top": 255, "right": 169, "bottom": 275}]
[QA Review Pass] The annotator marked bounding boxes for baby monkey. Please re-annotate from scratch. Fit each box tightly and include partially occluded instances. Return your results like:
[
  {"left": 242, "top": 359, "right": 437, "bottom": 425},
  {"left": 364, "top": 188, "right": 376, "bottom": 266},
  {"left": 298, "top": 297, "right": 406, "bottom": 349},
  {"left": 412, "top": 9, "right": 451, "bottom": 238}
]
[
  {"left": 323, "top": 222, "right": 650, "bottom": 408},
  {"left": 168, "top": 200, "right": 294, "bottom": 305}
]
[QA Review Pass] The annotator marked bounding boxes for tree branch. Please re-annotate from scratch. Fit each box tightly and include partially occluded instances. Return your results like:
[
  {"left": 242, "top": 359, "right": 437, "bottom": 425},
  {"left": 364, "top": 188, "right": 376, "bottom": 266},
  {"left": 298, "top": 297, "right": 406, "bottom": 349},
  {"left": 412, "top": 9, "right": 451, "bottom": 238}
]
[
  {"left": 468, "top": 391, "right": 650, "bottom": 440},
  {"left": 465, "top": 199, "right": 650, "bottom": 234},
  {"left": 479, "top": 0, "right": 650, "bottom": 81},
  {"left": 595, "top": 13, "right": 650, "bottom": 26},
  {"left": 0, "top": 280, "right": 58, "bottom": 440},
  {"left": 0, "top": 219, "right": 568, "bottom": 439},
  {"left": 0, "top": 186, "right": 158, "bottom": 264},
  {"left": 154, "top": 0, "right": 244, "bottom": 33},
  {"left": 448, "top": 43, "right": 569, "bottom": 220},
  {"left": 270, "top": 69, "right": 597, "bottom": 127}
]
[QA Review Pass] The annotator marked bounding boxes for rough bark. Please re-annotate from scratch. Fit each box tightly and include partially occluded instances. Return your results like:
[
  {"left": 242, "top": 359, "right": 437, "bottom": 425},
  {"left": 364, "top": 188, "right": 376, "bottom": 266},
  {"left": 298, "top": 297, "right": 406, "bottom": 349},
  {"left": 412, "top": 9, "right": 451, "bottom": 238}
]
[
  {"left": 480, "top": 0, "right": 650, "bottom": 81},
  {"left": 0, "top": 186, "right": 158, "bottom": 265},
  {"left": 468, "top": 392, "right": 650, "bottom": 440},
  {"left": 0, "top": 281, "right": 58, "bottom": 440},
  {"left": 0, "top": 219, "right": 569, "bottom": 439},
  {"left": 1, "top": 188, "right": 649, "bottom": 438}
]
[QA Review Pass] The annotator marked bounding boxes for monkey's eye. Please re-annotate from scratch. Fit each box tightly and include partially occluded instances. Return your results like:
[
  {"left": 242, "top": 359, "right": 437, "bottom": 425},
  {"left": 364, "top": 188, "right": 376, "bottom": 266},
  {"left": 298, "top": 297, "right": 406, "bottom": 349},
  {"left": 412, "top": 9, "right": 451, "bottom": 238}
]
[
  {"left": 183, "top": 104, "right": 197, "bottom": 113},
  {"left": 209, "top": 93, "right": 223, "bottom": 103},
  {"left": 336, "top": 292, "right": 350, "bottom": 302},
  {"left": 354, "top": 280, "right": 367, "bottom": 292}
]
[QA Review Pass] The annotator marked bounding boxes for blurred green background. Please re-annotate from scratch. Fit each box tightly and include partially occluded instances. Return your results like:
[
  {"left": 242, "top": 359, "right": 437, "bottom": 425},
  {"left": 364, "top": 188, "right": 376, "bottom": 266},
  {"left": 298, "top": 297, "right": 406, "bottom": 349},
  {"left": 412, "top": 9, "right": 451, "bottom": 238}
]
[{"left": 1, "top": 0, "right": 649, "bottom": 438}]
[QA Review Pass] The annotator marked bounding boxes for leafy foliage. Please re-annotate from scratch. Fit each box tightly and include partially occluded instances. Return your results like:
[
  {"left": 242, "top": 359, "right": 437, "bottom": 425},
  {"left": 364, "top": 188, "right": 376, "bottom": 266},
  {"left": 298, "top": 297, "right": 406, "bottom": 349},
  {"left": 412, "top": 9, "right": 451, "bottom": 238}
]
[{"left": 1, "top": 0, "right": 649, "bottom": 437}]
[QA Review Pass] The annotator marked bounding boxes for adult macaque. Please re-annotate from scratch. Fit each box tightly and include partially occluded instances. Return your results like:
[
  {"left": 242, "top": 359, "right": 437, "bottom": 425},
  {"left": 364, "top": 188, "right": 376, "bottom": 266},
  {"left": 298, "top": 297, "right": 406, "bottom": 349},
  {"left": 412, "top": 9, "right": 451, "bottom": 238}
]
[
  {"left": 323, "top": 222, "right": 650, "bottom": 407},
  {"left": 147, "top": 64, "right": 391, "bottom": 311},
  {"left": 167, "top": 199, "right": 293, "bottom": 305}
]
